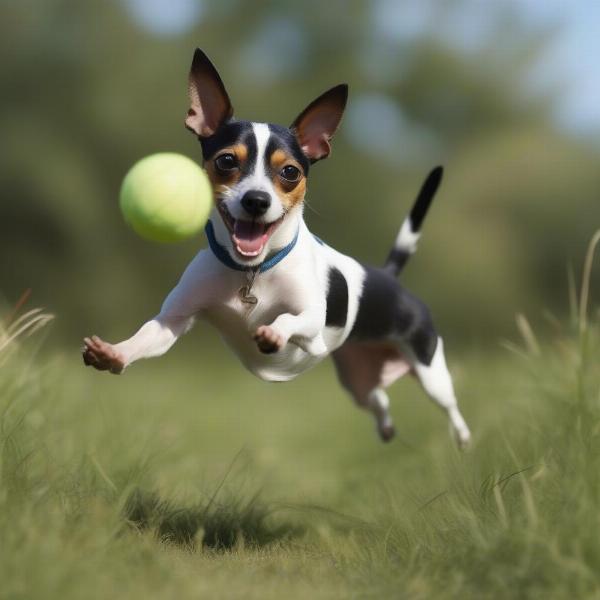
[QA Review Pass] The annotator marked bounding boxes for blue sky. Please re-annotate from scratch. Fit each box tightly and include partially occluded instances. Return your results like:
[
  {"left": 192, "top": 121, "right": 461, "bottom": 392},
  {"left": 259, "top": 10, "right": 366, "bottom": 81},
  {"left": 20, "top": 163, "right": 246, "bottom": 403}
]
[
  {"left": 371, "top": 0, "right": 600, "bottom": 135},
  {"left": 529, "top": 0, "right": 600, "bottom": 134}
]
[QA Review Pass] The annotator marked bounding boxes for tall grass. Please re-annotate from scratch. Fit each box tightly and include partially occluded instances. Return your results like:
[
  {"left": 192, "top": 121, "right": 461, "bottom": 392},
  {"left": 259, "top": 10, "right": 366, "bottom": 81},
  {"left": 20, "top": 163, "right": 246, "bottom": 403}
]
[
  {"left": 1, "top": 232, "right": 599, "bottom": 599},
  {"left": 351, "top": 321, "right": 600, "bottom": 598},
  {"left": 346, "top": 229, "right": 600, "bottom": 598},
  {"left": 0, "top": 298, "right": 311, "bottom": 599}
]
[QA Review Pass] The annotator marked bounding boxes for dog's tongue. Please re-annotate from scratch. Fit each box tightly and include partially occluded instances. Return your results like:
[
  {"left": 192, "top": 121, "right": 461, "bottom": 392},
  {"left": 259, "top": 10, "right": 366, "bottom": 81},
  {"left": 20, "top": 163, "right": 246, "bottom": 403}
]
[{"left": 233, "top": 220, "right": 267, "bottom": 256}]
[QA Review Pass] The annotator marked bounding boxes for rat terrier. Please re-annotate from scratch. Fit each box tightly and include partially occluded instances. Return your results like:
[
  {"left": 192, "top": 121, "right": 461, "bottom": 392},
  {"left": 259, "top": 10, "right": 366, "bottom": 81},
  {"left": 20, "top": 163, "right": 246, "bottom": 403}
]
[{"left": 83, "top": 49, "right": 471, "bottom": 448}]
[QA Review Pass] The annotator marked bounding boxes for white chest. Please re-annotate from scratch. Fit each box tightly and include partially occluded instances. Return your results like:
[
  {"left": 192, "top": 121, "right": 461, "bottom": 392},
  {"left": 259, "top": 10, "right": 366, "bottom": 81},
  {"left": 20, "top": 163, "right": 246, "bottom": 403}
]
[
  {"left": 200, "top": 268, "right": 319, "bottom": 381},
  {"left": 193, "top": 229, "right": 363, "bottom": 382}
]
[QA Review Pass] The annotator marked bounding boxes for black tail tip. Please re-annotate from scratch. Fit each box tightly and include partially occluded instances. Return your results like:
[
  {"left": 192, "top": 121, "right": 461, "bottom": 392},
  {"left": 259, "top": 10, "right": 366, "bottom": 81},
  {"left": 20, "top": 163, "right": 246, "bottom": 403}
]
[
  {"left": 409, "top": 165, "right": 444, "bottom": 231},
  {"left": 428, "top": 165, "right": 444, "bottom": 187}
]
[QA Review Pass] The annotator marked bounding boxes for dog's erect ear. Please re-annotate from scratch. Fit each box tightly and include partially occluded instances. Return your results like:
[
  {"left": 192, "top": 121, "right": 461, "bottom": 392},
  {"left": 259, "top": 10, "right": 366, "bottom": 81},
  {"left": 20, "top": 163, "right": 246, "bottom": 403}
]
[
  {"left": 185, "top": 49, "right": 233, "bottom": 137},
  {"left": 290, "top": 84, "right": 348, "bottom": 163}
]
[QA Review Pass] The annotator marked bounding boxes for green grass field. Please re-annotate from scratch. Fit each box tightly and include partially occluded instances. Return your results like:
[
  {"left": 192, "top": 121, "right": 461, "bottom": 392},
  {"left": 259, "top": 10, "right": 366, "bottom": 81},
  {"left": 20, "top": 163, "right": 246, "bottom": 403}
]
[{"left": 2, "top": 289, "right": 600, "bottom": 598}]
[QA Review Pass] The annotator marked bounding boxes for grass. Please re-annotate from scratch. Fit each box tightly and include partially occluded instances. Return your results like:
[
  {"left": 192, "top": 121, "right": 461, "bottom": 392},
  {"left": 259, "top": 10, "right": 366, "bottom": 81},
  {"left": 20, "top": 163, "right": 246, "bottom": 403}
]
[{"left": 2, "top": 241, "right": 600, "bottom": 599}]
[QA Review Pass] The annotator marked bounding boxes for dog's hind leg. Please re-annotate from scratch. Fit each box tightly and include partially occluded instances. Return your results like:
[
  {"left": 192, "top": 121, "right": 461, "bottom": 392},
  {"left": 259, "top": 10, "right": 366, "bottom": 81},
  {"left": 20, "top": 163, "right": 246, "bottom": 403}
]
[
  {"left": 410, "top": 336, "right": 471, "bottom": 448},
  {"left": 333, "top": 341, "right": 411, "bottom": 442},
  {"left": 365, "top": 388, "right": 395, "bottom": 441}
]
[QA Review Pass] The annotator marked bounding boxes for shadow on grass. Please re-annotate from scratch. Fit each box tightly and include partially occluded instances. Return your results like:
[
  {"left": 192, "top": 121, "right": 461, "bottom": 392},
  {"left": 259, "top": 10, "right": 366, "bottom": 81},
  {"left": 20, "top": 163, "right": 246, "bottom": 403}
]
[{"left": 123, "top": 488, "right": 304, "bottom": 551}]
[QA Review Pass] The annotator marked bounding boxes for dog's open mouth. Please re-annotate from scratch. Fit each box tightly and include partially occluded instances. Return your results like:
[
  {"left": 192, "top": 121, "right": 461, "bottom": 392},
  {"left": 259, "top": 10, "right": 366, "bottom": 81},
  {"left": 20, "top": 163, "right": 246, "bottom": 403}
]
[{"left": 218, "top": 204, "right": 284, "bottom": 258}]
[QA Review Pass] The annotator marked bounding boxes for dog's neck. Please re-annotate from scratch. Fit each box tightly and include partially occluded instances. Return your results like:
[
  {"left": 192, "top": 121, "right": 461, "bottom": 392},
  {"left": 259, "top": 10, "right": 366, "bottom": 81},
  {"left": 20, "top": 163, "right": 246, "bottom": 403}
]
[{"left": 209, "top": 204, "right": 304, "bottom": 269}]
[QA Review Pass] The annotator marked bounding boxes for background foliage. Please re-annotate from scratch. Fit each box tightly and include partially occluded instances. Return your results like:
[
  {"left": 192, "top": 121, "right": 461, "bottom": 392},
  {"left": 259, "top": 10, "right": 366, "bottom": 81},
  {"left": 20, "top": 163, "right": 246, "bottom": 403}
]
[
  {"left": 1, "top": 0, "right": 598, "bottom": 348},
  {"left": 2, "top": 2, "right": 600, "bottom": 598}
]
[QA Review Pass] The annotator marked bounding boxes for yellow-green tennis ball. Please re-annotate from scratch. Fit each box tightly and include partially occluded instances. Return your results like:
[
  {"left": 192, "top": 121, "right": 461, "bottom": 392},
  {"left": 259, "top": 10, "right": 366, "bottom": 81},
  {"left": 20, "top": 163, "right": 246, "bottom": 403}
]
[{"left": 120, "top": 153, "right": 212, "bottom": 243}]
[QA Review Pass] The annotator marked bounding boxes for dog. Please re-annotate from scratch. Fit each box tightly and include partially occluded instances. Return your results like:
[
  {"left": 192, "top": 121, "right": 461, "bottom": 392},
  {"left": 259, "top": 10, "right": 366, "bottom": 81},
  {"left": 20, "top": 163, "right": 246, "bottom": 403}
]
[{"left": 82, "top": 48, "right": 471, "bottom": 448}]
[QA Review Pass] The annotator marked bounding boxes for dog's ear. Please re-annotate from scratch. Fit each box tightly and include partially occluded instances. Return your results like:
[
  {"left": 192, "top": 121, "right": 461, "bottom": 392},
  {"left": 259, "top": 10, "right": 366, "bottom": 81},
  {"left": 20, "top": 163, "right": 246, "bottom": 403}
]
[
  {"left": 185, "top": 49, "right": 233, "bottom": 137},
  {"left": 290, "top": 84, "right": 348, "bottom": 163}
]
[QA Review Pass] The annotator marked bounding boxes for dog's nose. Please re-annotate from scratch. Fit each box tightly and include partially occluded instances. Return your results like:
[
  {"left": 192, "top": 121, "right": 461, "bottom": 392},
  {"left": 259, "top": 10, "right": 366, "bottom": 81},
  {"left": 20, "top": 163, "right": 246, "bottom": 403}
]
[{"left": 241, "top": 191, "right": 271, "bottom": 217}]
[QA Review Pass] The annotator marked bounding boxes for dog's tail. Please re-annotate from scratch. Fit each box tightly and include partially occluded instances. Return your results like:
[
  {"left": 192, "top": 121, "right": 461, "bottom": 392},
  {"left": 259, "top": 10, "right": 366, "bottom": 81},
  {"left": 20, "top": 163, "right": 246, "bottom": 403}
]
[{"left": 383, "top": 166, "right": 443, "bottom": 277}]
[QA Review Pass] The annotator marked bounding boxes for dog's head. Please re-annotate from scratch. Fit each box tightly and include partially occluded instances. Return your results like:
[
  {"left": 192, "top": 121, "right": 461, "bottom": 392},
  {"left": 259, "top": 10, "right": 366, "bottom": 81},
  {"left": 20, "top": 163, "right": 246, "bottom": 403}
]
[{"left": 185, "top": 49, "right": 347, "bottom": 266}]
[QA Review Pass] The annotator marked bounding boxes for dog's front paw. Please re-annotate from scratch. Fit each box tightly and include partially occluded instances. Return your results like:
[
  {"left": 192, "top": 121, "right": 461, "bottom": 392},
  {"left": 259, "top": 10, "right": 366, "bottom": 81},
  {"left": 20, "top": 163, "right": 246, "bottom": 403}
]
[
  {"left": 82, "top": 336, "right": 125, "bottom": 374},
  {"left": 253, "top": 325, "right": 285, "bottom": 354}
]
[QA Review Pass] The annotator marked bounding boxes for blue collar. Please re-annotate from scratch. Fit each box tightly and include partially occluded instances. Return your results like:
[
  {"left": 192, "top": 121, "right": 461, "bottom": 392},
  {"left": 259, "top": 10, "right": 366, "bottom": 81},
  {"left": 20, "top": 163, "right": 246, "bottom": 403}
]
[{"left": 205, "top": 220, "right": 299, "bottom": 273}]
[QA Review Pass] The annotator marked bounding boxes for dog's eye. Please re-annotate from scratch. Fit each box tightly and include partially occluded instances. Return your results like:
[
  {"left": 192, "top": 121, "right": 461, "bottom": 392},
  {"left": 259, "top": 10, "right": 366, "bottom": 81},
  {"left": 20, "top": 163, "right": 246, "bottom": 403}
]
[
  {"left": 280, "top": 165, "right": 301, "bottom": 182},
  {"left": 215, "top": 153, "right": 238, "bottom": 172}
]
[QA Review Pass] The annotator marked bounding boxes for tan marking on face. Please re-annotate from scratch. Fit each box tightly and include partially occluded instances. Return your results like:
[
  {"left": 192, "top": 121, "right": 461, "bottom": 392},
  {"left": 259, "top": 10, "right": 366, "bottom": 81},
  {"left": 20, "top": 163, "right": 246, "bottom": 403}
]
[
  {"left": 204, "top": 144, "right": 249, "bottom": 202},
  {"left": 270, "top": 149, "right": 288, "bottom": 170},
  {"left": 269, "top": 149, "right": 306, "bottom": 210},
  {"left": 231, "top": 143, "right": 248, "bottom": 163}
]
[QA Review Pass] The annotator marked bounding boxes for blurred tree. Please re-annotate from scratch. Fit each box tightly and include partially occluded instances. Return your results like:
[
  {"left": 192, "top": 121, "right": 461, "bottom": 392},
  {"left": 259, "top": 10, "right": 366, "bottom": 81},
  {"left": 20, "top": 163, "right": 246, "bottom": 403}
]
[{"left": 0, "top": 0, "right": 598, "bottom": 347}]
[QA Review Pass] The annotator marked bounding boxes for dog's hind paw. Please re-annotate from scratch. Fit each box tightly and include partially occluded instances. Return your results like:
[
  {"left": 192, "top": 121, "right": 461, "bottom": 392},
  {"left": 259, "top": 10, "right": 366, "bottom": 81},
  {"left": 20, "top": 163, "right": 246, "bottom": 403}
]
[
  {"left": 378, "top": 423, "right": 396, "bottom": 442},
  {"left": 82, "top": 336, "right": 125, "bottom": 374},
  {"left": 452, "top": 423, "right": 471, "bottom": 450}
]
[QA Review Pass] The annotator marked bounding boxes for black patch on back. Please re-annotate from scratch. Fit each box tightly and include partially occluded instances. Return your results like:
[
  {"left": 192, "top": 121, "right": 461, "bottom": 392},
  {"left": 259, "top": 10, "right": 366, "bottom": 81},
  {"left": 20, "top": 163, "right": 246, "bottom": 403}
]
[
  {"left": 326, "top": 267, "right": 348, "bottom": 328},
  {"left": 350, "top": 266, "right": 438, "bottom": 365},
  {"left": 350, "top": 267, "right": 398, "bottom": 339}
]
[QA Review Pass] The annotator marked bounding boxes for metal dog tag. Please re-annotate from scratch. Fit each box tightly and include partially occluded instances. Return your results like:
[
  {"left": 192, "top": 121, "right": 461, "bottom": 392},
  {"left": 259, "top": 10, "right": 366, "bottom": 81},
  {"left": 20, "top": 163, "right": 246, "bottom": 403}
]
[{"left": 239, "top": 269, "right": 258, "bottom": 305}]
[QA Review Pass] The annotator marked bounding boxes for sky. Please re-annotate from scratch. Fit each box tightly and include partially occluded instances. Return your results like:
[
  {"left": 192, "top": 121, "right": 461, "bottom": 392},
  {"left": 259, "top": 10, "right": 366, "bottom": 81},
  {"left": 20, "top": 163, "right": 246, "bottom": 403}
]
[
  {"left": 509, "top": 0, "right": 600, "bottom": 135},
  {"left": 371, "top": 0, "right": 600, "bottom": 136},
  {"left": 122, "top": 0, "right": 600, "bottom": 137}
]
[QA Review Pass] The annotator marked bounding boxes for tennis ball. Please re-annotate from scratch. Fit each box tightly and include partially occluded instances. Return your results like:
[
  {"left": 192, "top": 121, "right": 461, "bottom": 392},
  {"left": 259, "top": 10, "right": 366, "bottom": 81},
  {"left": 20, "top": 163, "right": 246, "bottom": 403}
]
[{"left": 119, "top": 153, "right": 212, "bottom": 243}]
